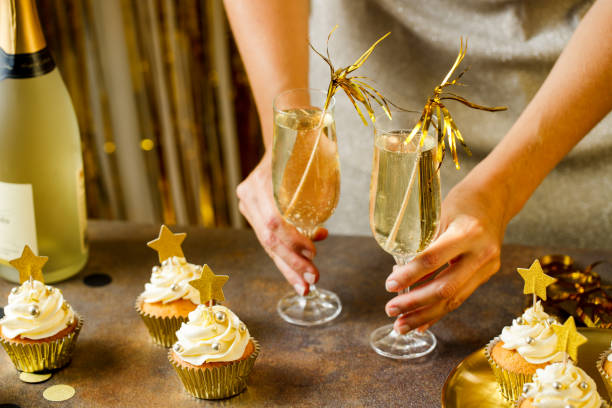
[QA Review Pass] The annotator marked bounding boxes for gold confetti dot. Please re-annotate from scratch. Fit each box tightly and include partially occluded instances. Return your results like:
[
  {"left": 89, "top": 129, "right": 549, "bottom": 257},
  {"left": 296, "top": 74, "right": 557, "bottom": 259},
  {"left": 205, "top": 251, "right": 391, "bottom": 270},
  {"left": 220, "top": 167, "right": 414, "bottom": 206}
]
[
  {"left": 43, "top": 384, "right": 75, "bottom": 402},
  {"left": 103, "top": 141, "right": 116, "bottom": 154},
  {"left": 19, "top": 372, "right": 52, "bottom": 383},
  {"left": 140, "top": 138, "right": 154, "bottom": 151}
]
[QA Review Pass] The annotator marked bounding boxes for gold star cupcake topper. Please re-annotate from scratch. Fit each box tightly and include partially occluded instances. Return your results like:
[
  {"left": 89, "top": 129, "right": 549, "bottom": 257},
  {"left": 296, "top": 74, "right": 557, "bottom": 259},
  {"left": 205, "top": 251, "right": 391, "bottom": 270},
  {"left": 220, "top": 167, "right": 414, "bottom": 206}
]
[
  {"left": 147, "top": 225, "right": 186, "bottom": 263},
  {"left": 518, "top": 259, "right": 556, "bottom": 305},
  {"left": 189, "top": 265, "right": 229, "bottom": 305},
  {"left": 10, "top": 245, "right": 47, "bottom": 284},
  {"left": 553, "top": 316, "right": 587, "bottom": 364}
]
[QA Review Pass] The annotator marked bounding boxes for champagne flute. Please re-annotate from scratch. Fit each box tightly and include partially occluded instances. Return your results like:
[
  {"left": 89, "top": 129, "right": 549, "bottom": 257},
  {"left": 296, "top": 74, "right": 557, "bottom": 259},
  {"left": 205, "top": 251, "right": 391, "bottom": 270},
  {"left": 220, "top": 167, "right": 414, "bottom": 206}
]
[
  {"left": 271, "top": 88, "right": 342, "bottom": 326},
  {"left": 369, "top": 111, "right": 441, "bottom": 359}
]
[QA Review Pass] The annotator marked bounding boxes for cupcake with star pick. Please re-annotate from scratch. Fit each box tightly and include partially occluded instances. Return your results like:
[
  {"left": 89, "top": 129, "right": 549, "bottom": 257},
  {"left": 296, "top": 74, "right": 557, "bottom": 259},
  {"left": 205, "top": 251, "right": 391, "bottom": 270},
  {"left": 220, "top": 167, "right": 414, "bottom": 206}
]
[
  {"left": 0, "top": 246, "right": 83, "bottom": 372},
  {"left": 136, "top": 225, "right": 207, "bottom": 347},
  {"left": 597, "top": 341, "right": 612, "bottom": 401},
  {"left": 169, "top": 266, "right": 259, "bottom": 399},
  {"left": 486, "top": 260, "right": 563, "bottom": 401},
  {"left": 516, "top": 317, "right": 603, "bottom": 407}
]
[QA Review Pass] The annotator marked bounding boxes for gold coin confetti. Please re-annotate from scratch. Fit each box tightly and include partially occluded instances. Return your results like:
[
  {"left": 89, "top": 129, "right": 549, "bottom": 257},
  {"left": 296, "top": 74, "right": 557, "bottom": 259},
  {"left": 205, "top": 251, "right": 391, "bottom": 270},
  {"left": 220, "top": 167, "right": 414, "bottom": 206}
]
[
  {"left": 19, "top": 372, "right": 52, "bottom": 383},
  {"left": 43, "top": 384, "right": 75, "bottom": 402}
]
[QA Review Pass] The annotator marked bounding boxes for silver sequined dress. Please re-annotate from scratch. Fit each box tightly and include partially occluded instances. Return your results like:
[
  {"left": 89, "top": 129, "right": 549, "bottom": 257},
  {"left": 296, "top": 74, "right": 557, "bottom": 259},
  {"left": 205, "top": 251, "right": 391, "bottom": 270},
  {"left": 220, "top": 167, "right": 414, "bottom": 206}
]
[{"left": 309, "top": 0, "right": 612, "bottom": 248}]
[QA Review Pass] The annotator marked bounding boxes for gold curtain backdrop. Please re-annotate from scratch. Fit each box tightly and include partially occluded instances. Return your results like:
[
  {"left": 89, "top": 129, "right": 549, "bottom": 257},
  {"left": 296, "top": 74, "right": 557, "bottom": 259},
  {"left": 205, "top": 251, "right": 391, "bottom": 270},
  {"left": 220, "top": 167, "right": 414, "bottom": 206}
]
[{"left": 36, "top": 0, "right": 263, "bottom": 228}]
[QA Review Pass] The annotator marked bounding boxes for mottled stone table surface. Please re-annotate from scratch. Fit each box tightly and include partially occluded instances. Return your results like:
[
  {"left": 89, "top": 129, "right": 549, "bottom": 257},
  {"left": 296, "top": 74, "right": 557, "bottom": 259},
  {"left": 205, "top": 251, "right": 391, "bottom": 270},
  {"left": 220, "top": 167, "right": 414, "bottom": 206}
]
[{"left": 1, "top": 221, "right": 612, "bottom": 407}]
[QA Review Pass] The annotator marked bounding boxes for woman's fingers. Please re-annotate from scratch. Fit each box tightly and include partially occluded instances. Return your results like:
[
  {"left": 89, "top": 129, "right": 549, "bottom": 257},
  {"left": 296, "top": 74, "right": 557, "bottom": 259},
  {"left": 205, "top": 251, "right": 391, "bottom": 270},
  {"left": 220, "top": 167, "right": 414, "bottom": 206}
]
[
  {"left": 236, "top": 159, "right": 321, "bottom": 289},
  {"left": 385, "top": 223, "right": 469, "bottom": 292},
  {"left": 385, "top": 253, "right": 483, "bottom": 317},
  {"left": 393, "top": 258, "right": 500, "bottom": 333}
]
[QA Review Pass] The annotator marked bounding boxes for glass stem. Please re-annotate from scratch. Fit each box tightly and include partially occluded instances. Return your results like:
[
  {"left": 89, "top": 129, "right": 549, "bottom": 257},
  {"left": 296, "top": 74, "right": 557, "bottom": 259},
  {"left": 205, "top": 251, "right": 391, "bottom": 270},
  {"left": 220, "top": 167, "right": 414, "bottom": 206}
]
[
  {"left": 393, "top": 255, "right": 414, "bottom": 334},
  {"left": 298, "top": 226, "right": 319, "bottom": 298}
]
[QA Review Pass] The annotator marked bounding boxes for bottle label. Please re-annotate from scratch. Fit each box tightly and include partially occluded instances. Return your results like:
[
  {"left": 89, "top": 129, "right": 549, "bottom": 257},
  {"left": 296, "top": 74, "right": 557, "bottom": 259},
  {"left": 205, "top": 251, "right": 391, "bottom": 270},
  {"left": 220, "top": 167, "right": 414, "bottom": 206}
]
[
  {"left": 0, "top": 47, "right": 56, "bottom": 80},
  {"left": 0, "top": 181, "right": 38, "bottom": 262}
]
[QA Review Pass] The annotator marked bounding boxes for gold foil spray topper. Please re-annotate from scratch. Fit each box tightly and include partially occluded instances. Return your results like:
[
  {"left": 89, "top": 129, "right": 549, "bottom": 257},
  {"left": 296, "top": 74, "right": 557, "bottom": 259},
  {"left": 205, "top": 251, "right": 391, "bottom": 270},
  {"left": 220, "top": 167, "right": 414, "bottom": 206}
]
[
  {"left": 10, "top": 245, "right": 47, "bottom": 284},
  {"left": 147, "top": 225, "right": 186, "bottom": 263},
  {"left": 189, "top": 264, "right": 229, "bottom": 305},
  {"left": 310, "top": 26, "right": 398, "bottom": 125},
  {"left": 405, "top": 38, "right": 507, "bottom": 169}
]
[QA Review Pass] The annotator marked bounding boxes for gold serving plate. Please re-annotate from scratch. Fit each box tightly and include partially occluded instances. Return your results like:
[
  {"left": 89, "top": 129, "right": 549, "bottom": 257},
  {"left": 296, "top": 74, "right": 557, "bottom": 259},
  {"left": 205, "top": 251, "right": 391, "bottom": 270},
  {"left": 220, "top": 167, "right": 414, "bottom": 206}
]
[{"left": 442, "top": 328, "right": 612, "bottom": 408}]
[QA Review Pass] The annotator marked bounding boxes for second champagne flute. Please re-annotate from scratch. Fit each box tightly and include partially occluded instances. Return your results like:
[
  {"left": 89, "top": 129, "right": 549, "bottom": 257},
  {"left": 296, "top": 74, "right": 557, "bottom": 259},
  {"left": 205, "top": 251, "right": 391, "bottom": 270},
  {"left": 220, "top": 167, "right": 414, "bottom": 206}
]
[
  {"left": 271, "top": 88, "right": 342, "bottom": 326},
  {"left": 369, "top": 111, "right": 441, "bottom": 359}
]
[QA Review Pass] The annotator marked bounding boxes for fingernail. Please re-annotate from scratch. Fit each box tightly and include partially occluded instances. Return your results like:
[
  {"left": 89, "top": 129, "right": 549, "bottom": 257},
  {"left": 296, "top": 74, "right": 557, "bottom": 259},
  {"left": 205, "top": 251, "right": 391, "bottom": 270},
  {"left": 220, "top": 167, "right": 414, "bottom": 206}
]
[
  {"left": 304, "top": 272, "right": 316, "bottom": 284},
  {"left": 392, "top": 265, "right": 399, "bottom": 273},
  {"left": 386, "top": 280, "right": 399, "bottom": 292},
  {"left": 293, "top": 283, "right": 306, "bottom": 296},
  {"left": 386, "top": 306, "right": 400, "bottom": 317},
  {"left": 301, "top": 249, "right": 314, "bottom": 260}
]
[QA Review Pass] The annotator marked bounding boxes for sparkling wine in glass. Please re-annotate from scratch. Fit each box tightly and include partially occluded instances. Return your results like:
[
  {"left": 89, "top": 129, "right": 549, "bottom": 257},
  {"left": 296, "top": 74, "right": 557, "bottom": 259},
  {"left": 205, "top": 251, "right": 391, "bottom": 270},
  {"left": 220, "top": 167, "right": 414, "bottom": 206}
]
[
  {"left": 369, "top": 111, "right": 441, "bottom": 359},
  {"left": 271, "top": 88, "right": 342, "bottom": 326}
]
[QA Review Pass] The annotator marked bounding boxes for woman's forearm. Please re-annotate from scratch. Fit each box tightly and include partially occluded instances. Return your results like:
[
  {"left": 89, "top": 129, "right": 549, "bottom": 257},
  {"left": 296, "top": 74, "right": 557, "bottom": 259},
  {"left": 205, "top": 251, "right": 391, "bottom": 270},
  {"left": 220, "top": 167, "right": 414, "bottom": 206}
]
[
  {"left": 472, "top": 0, "right": 612, "bottom": 223},
  {"left": 223, "top": 0, "right": 310, "bottom": 147}
]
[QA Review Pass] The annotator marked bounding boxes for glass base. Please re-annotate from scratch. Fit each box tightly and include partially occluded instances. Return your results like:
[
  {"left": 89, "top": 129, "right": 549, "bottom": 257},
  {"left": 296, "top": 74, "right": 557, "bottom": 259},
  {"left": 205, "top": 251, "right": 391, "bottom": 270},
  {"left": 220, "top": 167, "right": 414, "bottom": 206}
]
[
  {"left": 277, "top": 287, "right": 342, "bottom": 326},
  {"left": 369, "top": 324, "right": 437, "bottom": 359}
]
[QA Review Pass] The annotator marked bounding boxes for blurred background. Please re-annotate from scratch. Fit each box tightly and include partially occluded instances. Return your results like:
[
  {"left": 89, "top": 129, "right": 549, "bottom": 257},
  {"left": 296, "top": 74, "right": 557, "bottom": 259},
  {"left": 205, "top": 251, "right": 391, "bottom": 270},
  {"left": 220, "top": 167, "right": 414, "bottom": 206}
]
[{"left": 37, "top": 0, "right": 264, "bottom": 229}]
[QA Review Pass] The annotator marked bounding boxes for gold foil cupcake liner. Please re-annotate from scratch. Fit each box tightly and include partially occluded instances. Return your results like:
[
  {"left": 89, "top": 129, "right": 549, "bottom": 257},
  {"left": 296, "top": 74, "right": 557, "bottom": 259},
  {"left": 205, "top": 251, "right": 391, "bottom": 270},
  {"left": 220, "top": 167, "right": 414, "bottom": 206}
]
[
  {"left": 169, "top": 338, "right": 260, "bottom": 400},
  {"left": 135, "top": 296, "right": 188, "bottom": 347},
  {"left": 516, "top": 395, "right": 610, "bottom": 407},
  {"left": 0, "top": 315, "right": 83, "bottom": 373},
  {"left": 597, "top": 349, "right": 612, "bottom": 402},
  {"left": 485, "top": 337, "right": 533, "bottom": 402}
]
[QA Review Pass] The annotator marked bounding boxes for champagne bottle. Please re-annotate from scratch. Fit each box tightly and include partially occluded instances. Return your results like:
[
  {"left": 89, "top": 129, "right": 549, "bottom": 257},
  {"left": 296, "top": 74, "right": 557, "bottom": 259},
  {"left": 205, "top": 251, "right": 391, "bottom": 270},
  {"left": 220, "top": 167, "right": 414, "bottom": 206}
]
[{"left": 0, "top": 0, "right": 88, "bottom": 283}]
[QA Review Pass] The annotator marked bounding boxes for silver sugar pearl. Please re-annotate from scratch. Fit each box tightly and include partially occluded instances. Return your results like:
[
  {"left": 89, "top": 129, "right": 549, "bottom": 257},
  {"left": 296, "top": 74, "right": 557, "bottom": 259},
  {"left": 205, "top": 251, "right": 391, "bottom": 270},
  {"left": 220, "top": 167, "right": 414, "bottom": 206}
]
[
  {"left": 152, "top": 266, "right": 160, "bottom": 274},
  {"left": 194, "top": 265, "right": 202, "bottom": 273},
  {"left": 547, "top": 317, "right": 557, "bottom": 325},
  {"left": 10, "top": 287, "right": 18, "bottom": 295},
  {"left": 211, "top": 343, "right": 220, "bottom": 352},
  {"left": 214, "top": 311, "right": 226, "bottom": 323},
  {"left": 173, "top": 343, "right": 183, "bottom": 353},
  {"left": 239, "top": 323, "right": 246, "bottom": 333},
  {"left": 161, "top": 259, "right": 169, "bottom": 267},
  {"left": 579, "top": 381, "right": 589, "bottom": 390},
  {"left": 28, "top": 304, "right": 40, "bottom": 317},
  {"left": 522, "top": 383, "right": 531, "bottom": 394},
  {"left": 553, "top": 381, "right": 563, "bottom": 391},
  {"left": 171, "top": 283, "right": 179, "bottom": 291},
  {"left": 526, "top": 336, "right": 535, "bottom": 345},
  {"left": 564, "top": 405, "right": 574, "bottom": 408},
  {"left": 516, "top": 317, "right": 523, "bottom": 325}
]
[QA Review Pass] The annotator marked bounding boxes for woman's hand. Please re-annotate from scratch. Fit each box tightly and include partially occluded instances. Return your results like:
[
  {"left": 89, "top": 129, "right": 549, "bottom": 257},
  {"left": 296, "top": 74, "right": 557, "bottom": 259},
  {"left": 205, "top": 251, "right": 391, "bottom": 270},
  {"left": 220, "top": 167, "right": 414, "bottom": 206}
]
[
  {"left": 237, "top": 153, "right": 327, "bottom": 296},
  {"left": 383, "top": 179, "right": 508, "bottom": 334}
]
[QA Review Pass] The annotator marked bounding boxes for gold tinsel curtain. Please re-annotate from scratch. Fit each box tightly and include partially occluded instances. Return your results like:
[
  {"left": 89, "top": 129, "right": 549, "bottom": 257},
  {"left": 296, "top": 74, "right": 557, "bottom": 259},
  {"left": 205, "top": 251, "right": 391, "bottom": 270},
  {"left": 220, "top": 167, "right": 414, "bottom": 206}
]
[{"left": 36, "top": 0, "right": 263, "bottom": 227}]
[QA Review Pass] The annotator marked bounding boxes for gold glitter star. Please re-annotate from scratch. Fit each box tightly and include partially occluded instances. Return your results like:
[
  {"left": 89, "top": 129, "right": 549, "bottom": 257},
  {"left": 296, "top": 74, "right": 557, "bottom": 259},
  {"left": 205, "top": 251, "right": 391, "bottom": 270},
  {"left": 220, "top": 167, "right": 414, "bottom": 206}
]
[
  {"left": 553, "top": 316, "right": 587, "bottom": 362},
  {"left": 518, "top": 259, "right": 556, "bottom": 301},
  {"left": 147, "top": 225, "right": 186, "bottom": 263},
  {"left": 10, "top": 245, "right": 47, "bottom": 284},
  {"left": 189, "top": 264, "right": 229, "bottom": 305}
]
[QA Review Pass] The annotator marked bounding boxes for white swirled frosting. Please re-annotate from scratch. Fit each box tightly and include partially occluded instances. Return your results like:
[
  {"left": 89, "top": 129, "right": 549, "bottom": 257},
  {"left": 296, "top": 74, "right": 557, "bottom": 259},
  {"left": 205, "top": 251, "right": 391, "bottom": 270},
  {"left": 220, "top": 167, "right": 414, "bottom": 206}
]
[
  {"left": 173, "top": 305, "right": 250, "bottom": 365},
  {"left": 500, "top": 301, "right": 564, "bottom": 364},
  {"left": 141, "top": 257, "right": 202, "bottom": 304},
  {"left": 0, "top": 279, "right": 75, "bottom": 340},
  {"left": 523, "top": 362, "right": 602, "bottom": 408}
]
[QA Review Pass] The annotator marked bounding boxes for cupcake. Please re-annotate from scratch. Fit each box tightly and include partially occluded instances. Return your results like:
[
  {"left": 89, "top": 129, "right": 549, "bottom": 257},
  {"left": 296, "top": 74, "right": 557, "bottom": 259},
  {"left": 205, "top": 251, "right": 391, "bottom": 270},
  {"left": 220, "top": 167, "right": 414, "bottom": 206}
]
[
  {"left": 136, "top": 256, "right": 204, "bottom": 347},
  {"left": 169, "top": 304, "right": 259, "bottom": 399},
  {"left": 136, "top": 225, "right": 204, "bottom": 347},
  {"left": 486, "top": 301, "right": 564, "bottom": 401},
  {"left": 597, "top": 341, "right": 612, "bottom": 401},
  {"left": 517, "top": 361, "right": 607, "bottom": 408},
  {"left": 0, "top": 246, "right": 82, "bottom": 373}
]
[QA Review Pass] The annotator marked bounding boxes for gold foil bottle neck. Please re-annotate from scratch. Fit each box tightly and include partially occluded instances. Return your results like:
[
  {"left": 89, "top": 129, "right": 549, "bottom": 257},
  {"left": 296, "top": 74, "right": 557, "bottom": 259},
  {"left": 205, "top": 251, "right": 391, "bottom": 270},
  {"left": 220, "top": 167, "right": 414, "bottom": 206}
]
[{"left": 0, "top": 0, "right": 47, "bottom": 55}]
